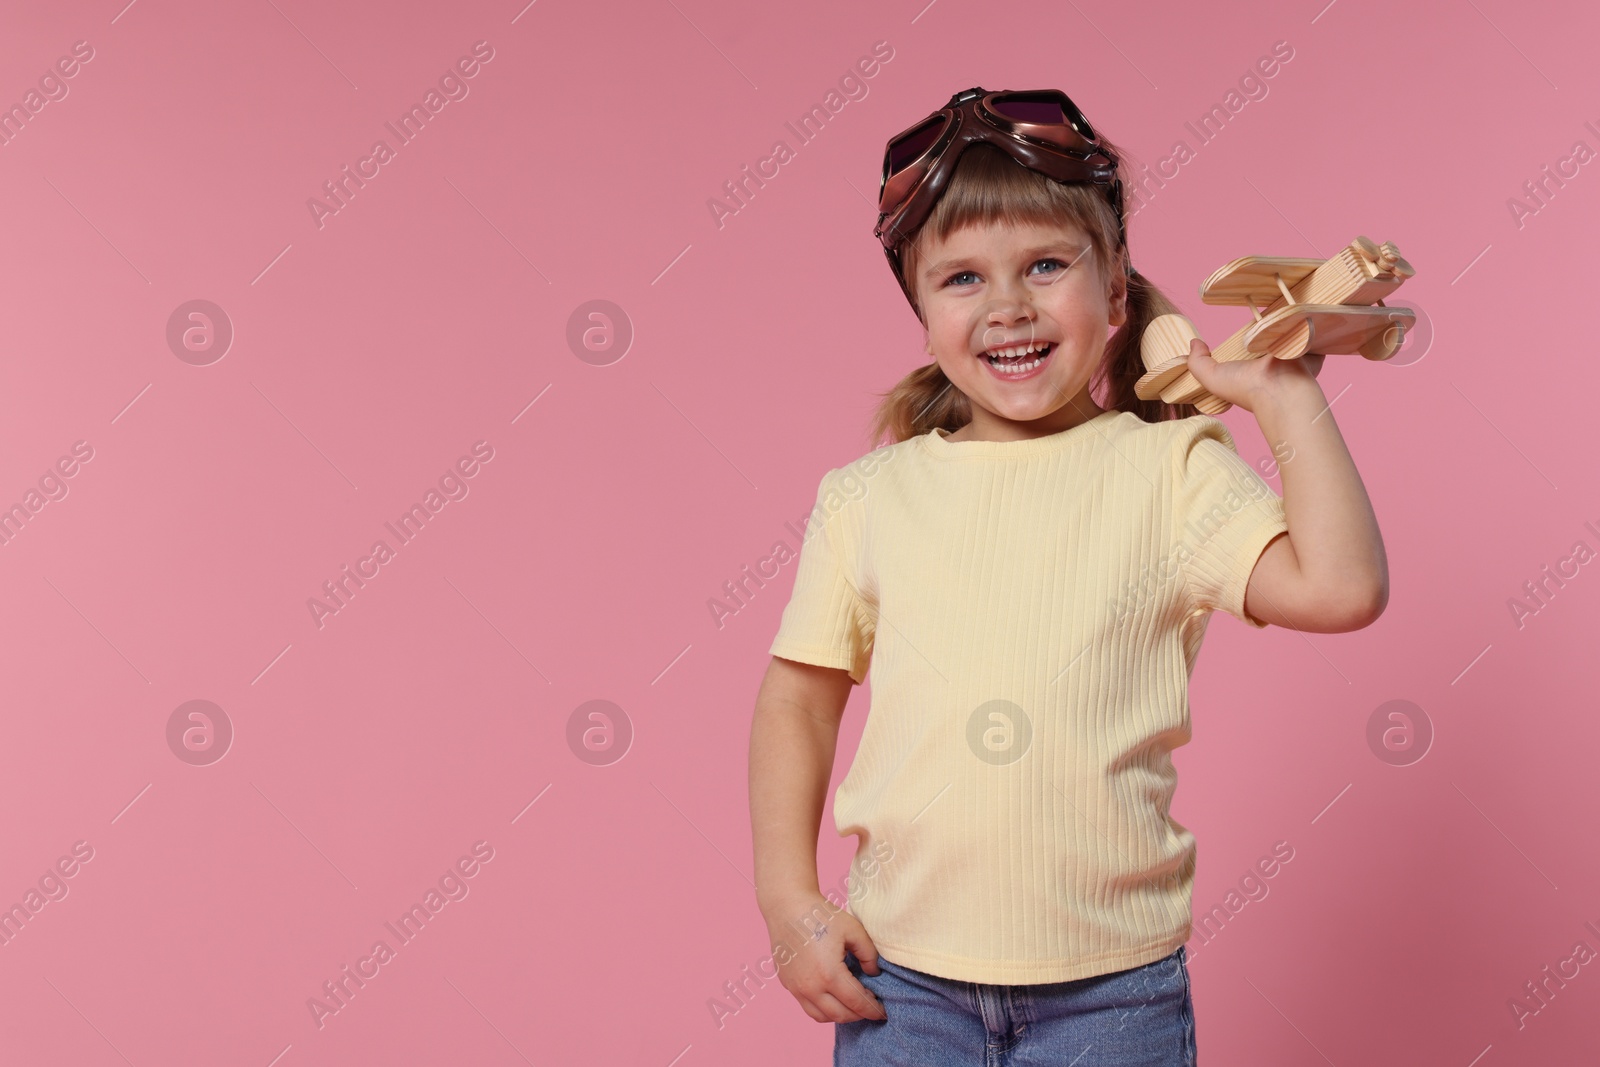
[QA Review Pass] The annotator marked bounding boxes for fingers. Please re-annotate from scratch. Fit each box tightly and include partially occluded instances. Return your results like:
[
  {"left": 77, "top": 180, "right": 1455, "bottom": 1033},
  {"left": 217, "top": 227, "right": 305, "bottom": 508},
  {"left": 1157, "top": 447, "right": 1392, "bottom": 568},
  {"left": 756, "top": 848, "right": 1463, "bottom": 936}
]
[
  {"left": 1184, "top": 340, "right": 1213, "bottom": 396},
  {"left": 799, "top": 948, "right": 887, "bottom": 1023},
  {"left": 843, "top": 928, "right": 882, "bottom": 975},
  {"left": 786, "top": 966, "right": 889, "bottom": 1024},
  {"left": 814, "top": 973, "right": 887, "bottom": 1023},
  {"left": 1185, "top": 338, "right": 1215, "bottom": 379},
  {"left": 775, "top": 909, "right": 891, "bottom": 1025},
  {"left": 809, "top": 990, "right": 863, "bottom": 1023},
  {"left": 839, "top": 972, "right": 888, "bottom": 1021}
]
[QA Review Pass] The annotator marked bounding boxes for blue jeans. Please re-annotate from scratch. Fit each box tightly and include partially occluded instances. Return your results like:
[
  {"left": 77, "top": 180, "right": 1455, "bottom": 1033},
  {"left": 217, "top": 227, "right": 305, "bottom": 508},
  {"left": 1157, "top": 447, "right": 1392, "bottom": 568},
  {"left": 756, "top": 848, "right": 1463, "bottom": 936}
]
[{"left": 836, "top": 945, "right": 1196, "bottom": 1066}]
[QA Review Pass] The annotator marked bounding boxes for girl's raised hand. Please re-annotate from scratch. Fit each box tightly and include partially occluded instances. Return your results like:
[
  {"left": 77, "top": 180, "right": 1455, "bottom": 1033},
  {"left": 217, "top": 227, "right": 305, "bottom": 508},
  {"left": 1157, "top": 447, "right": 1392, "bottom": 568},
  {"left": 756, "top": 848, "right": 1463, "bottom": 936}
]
[
  {"left": 1183, "top": 336, "right": 1326, "bottom": 414},
  {"left": 763, "top": 895, "right": 888, "bottom": 1024}
]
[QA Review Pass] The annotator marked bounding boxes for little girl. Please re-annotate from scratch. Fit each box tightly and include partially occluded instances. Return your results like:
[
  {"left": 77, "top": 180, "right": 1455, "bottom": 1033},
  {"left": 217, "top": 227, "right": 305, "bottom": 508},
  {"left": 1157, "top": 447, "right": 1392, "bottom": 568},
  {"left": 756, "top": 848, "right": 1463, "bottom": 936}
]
[{"left": 748, "top": 87, "right": 1388, "bottom": 1065}]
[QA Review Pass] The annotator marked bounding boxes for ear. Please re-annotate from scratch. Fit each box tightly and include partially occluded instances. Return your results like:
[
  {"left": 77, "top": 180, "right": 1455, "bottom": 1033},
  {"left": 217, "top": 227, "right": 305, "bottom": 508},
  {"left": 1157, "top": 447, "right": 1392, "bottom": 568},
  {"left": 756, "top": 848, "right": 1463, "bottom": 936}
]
[{"left": 1108, "top": 275, "right": 1130, "bottom": 329}]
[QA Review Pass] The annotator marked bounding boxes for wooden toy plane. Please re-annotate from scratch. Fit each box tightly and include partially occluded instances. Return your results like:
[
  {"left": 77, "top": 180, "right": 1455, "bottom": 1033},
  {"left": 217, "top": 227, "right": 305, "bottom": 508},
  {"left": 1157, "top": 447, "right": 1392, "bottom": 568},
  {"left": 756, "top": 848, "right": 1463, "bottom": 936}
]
[{"left": 1134, "top": 236, "right": 1417, "bottom": 415}]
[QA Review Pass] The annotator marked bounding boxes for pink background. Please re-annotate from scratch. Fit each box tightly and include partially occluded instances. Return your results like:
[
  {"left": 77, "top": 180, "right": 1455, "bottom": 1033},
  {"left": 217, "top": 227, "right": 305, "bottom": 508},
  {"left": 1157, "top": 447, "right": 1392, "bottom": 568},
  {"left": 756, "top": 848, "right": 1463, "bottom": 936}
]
[{"left": 1, "top": 0, "right": 1596, "bottom": 1063}]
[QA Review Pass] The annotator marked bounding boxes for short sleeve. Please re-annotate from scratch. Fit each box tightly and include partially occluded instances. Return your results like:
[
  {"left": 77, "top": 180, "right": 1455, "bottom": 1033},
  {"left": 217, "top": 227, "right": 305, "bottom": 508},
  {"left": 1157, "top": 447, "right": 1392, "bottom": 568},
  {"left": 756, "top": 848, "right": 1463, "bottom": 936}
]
[
  {"left": 1170, "top": 417, "right": 1289, "bottom": 629},
  {"left": 768, "top": 471, "right": 876, "bottom": 684}
]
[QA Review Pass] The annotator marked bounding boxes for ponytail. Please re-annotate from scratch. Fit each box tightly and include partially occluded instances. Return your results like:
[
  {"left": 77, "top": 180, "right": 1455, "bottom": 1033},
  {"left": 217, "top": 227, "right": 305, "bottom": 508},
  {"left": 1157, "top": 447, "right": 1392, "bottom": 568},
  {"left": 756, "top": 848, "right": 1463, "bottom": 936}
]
[
  {"left": 1094, "top": 269, "right": 1201, "bottom": 426},
  {"left": 867, "top": 362, "right": 970, "bottom": 449}
]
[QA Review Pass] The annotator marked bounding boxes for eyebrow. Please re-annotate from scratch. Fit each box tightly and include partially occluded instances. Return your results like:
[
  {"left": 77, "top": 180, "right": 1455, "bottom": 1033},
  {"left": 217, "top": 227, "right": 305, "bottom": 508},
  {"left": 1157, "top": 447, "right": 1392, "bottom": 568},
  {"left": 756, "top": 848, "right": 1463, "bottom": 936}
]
[{"left": 922, "top": 242, "right": 1089, "bottom": 283}]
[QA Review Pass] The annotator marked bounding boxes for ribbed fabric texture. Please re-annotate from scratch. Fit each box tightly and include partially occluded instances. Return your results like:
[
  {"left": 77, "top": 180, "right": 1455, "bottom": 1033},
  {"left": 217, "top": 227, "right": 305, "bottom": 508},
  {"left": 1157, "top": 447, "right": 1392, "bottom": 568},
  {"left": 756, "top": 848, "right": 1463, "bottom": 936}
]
[{"left": 767, "top": 410, "right": 1289, "bottom": 984}]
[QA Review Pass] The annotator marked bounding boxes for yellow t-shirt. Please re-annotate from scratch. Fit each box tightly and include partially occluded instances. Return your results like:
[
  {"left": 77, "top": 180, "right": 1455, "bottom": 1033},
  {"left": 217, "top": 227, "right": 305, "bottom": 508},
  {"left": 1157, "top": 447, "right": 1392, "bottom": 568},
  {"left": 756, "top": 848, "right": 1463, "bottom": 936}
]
[{"left": 767, "top": 409, "right": 1289, "bottom": 984}]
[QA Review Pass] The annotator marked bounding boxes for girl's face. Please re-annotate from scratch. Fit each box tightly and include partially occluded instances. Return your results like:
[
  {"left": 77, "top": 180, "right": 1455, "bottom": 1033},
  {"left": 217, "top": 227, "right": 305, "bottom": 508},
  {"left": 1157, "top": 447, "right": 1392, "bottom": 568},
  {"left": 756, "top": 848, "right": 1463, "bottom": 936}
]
[{"left": 912, "top": 218, "right": 1127, "bottom": 440}]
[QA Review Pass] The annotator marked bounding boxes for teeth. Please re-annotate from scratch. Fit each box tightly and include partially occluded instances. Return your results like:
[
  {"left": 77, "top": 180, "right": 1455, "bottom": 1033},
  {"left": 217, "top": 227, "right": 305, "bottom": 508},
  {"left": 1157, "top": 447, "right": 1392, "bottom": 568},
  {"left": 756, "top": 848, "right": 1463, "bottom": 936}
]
[
  {"left": 983, "top": 341, "right": 1051, "bottom": 376},
  {"left": 985, "top": 340, "right": 1050, "bottom": 359},
  {"left": 991, "top": 355, "right": 1042, "bottom": 374}
]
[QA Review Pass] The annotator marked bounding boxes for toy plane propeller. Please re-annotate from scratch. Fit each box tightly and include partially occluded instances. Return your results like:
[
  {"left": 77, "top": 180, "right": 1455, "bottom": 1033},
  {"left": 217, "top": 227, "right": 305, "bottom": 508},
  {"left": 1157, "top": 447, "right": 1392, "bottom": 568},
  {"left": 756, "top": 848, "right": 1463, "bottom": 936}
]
[{"left": 1134, "top": 236, "right": 1417, "bottom": 415}]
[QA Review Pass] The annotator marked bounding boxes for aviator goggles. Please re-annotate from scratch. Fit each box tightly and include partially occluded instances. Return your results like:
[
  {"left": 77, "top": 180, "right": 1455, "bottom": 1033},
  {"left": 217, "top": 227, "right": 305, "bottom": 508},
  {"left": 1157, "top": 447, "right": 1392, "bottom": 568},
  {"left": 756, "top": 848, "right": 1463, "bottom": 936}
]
[{"left": 874, "top": 86, "right": 1129, "bottom": 312}]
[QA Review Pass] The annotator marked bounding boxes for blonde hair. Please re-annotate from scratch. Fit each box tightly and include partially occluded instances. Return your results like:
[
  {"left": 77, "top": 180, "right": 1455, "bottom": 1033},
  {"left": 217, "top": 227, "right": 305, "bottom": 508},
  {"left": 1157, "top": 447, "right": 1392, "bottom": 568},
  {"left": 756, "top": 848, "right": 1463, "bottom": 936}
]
[{"left": 868, "top": 140, "right": 1198, "bottom": 448}]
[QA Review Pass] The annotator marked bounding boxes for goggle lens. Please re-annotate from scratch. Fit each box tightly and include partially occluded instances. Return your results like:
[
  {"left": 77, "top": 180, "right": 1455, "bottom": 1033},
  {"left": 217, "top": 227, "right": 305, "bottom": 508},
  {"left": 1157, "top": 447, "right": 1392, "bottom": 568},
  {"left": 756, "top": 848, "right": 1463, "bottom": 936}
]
[
  {"left": 886, "top": 115, "right": 949, "bottom": 176},
  {"left": 987, "top": 93, "right": 1072, "bottom": 126},
  {"left": 988, "top": 90, "right": 1098, "bottom": 152}
]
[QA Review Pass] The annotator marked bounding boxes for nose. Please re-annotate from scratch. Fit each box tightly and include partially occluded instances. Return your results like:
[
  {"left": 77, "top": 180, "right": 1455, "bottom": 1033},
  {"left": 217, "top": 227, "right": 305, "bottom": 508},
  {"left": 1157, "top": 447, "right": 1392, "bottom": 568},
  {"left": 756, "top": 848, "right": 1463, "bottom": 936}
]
[
  {"left": 989, "top": 272, "right": 1035, "bottom": 317},
  {"left": 982, "top": 279, "right": 1035, "bottom": 341}
]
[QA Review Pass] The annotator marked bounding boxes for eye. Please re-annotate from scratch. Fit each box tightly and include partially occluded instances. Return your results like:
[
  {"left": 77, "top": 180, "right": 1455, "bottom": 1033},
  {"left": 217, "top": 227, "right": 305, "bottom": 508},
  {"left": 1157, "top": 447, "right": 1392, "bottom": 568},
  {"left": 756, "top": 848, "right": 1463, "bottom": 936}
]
[
  {"left": 1031, "top": 257, "right": 1068, "bottom": 276},
  {"left": 943, "top": 270, "right": 979, "bottom": 287}
]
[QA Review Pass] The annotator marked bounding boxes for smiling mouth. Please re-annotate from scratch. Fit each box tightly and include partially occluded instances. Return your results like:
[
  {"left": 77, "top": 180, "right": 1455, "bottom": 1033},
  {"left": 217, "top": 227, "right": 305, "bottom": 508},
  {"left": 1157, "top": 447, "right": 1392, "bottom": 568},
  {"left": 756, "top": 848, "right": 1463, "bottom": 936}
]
[{"left": 981, "top": 340, "right": 1054, "bottom": 374}]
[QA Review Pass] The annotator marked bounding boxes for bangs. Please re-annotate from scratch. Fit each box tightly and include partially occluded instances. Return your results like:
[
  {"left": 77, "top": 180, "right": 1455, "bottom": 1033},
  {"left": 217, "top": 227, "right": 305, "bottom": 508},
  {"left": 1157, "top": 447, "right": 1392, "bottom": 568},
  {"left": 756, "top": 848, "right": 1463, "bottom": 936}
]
[{"left": 900, "top": 142, "right": 1123, "bottom": 304}]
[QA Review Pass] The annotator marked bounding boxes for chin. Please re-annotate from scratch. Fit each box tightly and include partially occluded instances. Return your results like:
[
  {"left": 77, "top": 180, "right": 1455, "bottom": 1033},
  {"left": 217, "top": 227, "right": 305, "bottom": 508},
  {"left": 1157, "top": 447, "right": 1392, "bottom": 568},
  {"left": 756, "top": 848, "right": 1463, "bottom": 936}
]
[
  {"left": 1010, "top": 406, "right": 1062, "bottom": 424},
  {"left": 980, "top": 396, "right": 1057, "bottom": 422}
]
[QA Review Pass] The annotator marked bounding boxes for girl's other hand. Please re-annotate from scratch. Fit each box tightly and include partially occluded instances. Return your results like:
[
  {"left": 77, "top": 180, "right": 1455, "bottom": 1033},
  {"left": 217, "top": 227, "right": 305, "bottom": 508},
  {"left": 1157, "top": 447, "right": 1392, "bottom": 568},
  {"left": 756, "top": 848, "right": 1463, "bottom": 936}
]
[
  {"left": 762, "top": 894, "right": 888, "bottom": 1024},
  {"left": 1184, "top": 337, "right": 1326, "bottom": 414}
]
